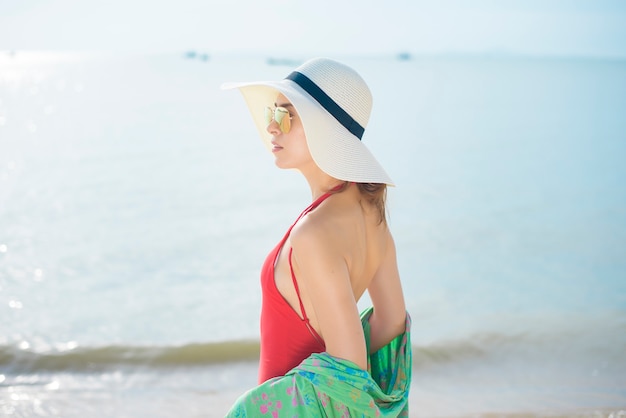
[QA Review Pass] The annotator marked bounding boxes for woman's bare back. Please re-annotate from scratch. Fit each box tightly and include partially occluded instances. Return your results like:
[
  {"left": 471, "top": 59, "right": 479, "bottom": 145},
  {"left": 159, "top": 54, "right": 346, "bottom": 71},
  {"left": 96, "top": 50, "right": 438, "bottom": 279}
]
[{"left": 274, "top": 184, "right": 406, "bottom": 368}]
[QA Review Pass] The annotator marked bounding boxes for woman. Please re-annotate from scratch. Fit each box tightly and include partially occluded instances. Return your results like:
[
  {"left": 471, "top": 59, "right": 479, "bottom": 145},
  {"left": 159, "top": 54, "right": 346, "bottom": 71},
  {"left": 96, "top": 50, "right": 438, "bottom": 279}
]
[{"left": 222, "top": 58, "right": 411, "bottom": 417}]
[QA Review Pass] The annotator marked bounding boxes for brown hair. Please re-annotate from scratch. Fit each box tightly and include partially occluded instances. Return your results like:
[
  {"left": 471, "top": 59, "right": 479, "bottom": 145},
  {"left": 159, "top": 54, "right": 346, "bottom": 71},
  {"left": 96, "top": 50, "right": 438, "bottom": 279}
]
[{"left": 331, "top": 182, "right": 388, "bottom": 225}]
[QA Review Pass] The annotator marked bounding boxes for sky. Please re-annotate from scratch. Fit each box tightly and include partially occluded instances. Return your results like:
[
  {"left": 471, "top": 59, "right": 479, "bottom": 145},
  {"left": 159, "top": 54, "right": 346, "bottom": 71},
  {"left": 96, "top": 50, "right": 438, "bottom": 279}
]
[{"left": 1, "top": 0, "right": 625, "bottom": 58}]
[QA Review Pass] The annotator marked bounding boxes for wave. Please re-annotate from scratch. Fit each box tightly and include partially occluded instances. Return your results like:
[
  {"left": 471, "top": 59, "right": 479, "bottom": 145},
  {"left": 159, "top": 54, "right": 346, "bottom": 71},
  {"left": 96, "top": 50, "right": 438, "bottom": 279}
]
[
  {"left": 1, "top": 336, "right": 499, "bottom": 374},
  {"left": 2, "top": 326, "right": 624, "bottom": 375},
  {"left": 0, "top": 340, "right": 260, "bottom": 373}
]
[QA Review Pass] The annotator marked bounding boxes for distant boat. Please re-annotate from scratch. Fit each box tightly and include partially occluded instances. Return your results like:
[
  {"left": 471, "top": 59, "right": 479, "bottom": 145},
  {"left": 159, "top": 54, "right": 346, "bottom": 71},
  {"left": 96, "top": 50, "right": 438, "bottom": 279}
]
[
  {"left": 266, "top": 57, "right": 302, "bottom": 66},
  {"left": 396, "top": 52, "right": 411, "bottom": 61},
  {"left": 184, "top": 50, "right": 210, "bottom": 62}
]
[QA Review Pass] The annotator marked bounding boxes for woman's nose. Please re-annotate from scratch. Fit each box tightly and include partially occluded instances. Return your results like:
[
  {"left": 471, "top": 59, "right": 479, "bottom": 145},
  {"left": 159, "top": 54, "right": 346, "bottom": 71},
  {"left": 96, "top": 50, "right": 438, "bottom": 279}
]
[{"left": 266, "top": 119, "right": 281, "bottom": 135}]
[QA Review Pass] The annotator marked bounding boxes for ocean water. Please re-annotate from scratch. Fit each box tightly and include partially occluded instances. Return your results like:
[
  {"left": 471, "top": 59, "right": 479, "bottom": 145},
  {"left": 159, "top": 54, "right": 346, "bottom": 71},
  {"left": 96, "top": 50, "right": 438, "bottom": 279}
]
[{"left": 1, "top": 51, "right": 625, "bottom": 417}]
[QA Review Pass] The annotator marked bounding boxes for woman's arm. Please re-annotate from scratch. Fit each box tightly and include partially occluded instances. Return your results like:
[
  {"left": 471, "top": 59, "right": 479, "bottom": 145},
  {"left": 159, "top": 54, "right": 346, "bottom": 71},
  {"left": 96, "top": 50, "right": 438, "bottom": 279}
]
[
  {"left": 367, "top": 231, "right": 407, "bottom": 353},
  {"left": 290, "top": 223, "right": 368, "bottom": 371}
]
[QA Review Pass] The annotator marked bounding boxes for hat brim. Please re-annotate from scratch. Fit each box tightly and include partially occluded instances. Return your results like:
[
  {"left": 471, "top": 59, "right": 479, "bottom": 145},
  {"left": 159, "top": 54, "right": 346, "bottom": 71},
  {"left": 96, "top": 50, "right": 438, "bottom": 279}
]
[{"left": 221, "top": 79, "right": 394, "bottom": 186}]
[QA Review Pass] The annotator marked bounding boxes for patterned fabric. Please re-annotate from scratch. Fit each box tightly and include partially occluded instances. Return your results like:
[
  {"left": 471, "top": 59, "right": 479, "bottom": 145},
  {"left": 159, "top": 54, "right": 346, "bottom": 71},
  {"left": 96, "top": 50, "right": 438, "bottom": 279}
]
[{"left": 226, "top": 307, "right": 412, "bottom": 417}]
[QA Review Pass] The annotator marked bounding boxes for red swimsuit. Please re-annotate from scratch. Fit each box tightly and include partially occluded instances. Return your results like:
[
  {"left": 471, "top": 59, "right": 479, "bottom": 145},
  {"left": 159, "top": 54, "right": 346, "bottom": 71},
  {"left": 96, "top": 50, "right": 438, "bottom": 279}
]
[{"left": 258, "top": 192, "right": 331, "bottom": 383}]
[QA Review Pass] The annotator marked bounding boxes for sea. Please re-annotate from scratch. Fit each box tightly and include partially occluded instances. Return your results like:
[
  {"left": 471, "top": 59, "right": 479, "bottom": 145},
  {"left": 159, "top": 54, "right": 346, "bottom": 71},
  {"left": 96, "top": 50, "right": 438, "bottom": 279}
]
[{"left": 0, "top": 51, "right": 625, "bottom": 417}]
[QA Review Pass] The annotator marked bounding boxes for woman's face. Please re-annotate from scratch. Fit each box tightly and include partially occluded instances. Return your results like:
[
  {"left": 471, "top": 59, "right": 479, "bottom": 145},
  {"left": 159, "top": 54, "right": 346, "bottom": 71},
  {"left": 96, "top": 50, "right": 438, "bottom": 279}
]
[{"left": 266, "top": 93, "right": 314, "bottom": 170}]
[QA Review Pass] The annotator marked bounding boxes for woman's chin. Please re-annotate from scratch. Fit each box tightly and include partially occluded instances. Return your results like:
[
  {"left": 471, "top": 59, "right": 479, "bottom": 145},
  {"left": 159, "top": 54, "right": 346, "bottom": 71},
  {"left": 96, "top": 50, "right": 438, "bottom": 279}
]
[{"left": 274, "top": 159, "right": 292, "bottom": 170}]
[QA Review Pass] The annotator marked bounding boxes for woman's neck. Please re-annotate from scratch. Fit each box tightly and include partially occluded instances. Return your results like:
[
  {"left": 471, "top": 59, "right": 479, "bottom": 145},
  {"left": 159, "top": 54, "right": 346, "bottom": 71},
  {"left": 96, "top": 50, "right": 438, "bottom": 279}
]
[{"left": 299, "top": 166, "right": 345, "bottom": 200}]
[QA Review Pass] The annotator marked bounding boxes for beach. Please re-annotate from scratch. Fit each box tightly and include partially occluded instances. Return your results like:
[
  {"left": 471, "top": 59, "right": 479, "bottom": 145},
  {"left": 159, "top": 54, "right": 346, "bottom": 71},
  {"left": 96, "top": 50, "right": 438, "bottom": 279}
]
[
  {"left": 1, "top": 51, "right": 625, "bottom": 417},
  {"left": 3, "top": 358, "right": 624, "bottom": 417}
]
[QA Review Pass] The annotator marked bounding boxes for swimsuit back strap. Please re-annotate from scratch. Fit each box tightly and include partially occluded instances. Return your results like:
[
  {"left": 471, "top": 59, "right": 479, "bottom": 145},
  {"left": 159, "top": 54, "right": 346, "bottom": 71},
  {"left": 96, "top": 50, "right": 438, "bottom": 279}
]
[
  {"left": 290, "top": 191, "right": 334, "bottom": 228},
  {"left": 288, "top": 247, "right": 325, "bottom": 347},
  {"left": 288, "top": 247, "right": 309, "bottom": 322}
]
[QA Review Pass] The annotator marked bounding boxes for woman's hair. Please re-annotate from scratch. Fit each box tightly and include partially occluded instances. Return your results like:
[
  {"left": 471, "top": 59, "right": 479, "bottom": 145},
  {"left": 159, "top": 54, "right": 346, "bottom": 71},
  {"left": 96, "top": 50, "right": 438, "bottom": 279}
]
[{"left": 332, "top": 182, "right": 388, "bottom": 225}]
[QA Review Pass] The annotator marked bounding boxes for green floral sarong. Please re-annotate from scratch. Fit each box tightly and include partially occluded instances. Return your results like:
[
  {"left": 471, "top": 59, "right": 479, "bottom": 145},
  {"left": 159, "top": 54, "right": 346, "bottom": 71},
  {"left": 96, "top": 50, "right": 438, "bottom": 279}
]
[{"left": 226, "top": 307, "right": 412, "bottom": 417}]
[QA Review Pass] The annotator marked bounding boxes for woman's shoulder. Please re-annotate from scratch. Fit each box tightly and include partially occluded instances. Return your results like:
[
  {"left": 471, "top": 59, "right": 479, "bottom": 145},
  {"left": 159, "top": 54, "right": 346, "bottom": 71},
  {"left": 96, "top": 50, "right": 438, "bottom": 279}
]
[
  {"left": 290, "top": 194, "right": 393, "bottom": 263},
  {"left": 290, "top": 207, "right": 340, "bottom": 250},
  {"left": 291, "top": 195, "right": 357, "bottom": 242}
]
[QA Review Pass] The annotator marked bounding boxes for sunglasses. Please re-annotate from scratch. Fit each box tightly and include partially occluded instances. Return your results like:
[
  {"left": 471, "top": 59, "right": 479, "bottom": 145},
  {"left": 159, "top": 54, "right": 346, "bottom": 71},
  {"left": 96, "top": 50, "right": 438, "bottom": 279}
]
[{"left": 264, "top": 106, "right": 292, "bottom": 134}]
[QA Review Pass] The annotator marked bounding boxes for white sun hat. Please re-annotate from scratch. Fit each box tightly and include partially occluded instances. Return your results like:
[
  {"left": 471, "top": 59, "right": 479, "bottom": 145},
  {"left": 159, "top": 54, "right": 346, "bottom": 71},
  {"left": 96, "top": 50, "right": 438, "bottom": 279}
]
[{"left": 221, "top": 57, "right": 394, "bottom": 186}]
